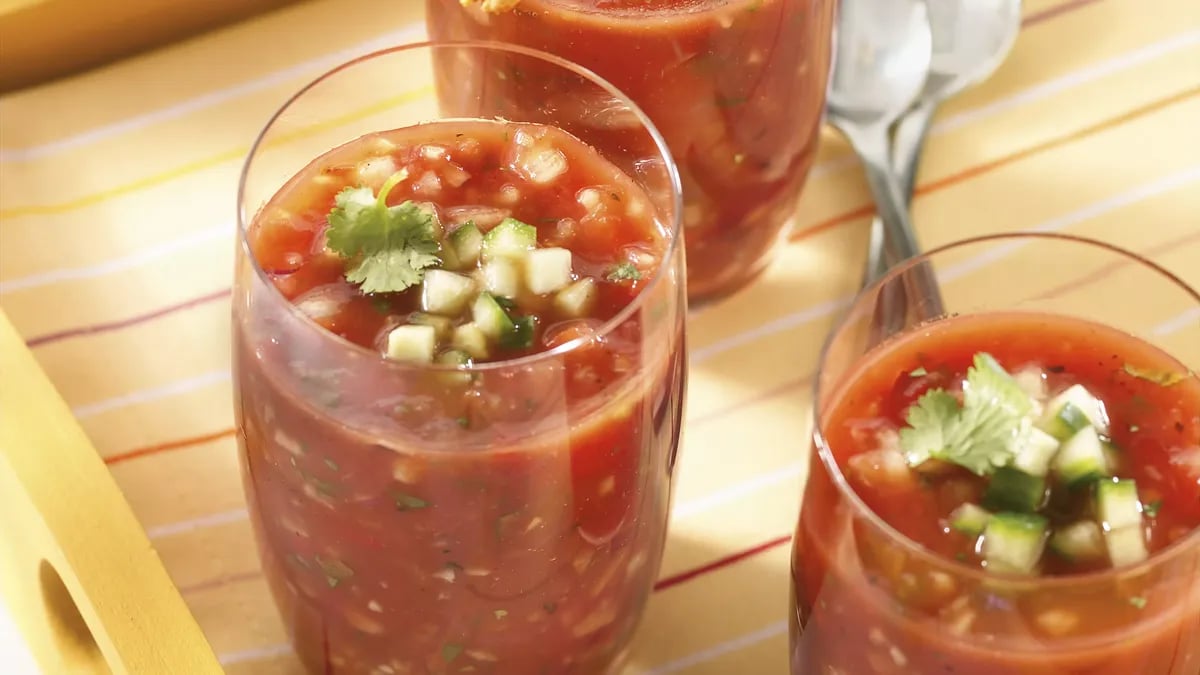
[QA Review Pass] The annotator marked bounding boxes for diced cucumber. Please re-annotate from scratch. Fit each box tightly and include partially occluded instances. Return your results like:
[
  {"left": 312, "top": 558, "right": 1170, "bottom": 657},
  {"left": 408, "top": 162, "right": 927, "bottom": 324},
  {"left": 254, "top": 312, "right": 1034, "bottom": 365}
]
[
  {"left": 982, "top": 512, "right": 1049, "bottom": 575},
  {"left": 408, "top": 312, "right": 453, "bottom": 337},
  {"left": 437, "top": 349, "right": 471, "bottom": 366},
  {"left": 1097, "top": 478, "right": 1149, "bottom": 567},
  {"left": 499, "top": 315, "right": 537, "bottom": 350},
  {"left": 1104, "top": 523, "right": 1149, "bottom": 567},
  {"left": 554, "top": 278, "right": 597, "bottom": 318},
  {"left": 482, "top": 259, "right": 522, "bottom": 298},
  {"left": 451, "top": 323, "right": 490, "bottom": 360},
  {"left": 1037, "top": 384, "right": 1109, "bottom": 440},
  {"left": 482, "top": 217, "right": 537, "bottom": 261},
  {"left": 449, "top": 222, "right": 483, "bottom": 268},
  {"left": 949, "top": 503, "right": 992, "bottom": 537},
  {"left": 525, "top": 247, "right": 573, "bottom": 295},
  {"left": 472, "top": 293, "right": 514, "bottom": 340},
  {"left": 421, "top": 269, "right": 476, "bottom": 316},
  {"left": 1102, "top": 440, "right": 1122, "bottom": 473},
  {"left": 1097, "top": 478, "right": 1143, "bottom": 531},
  {"left": 1052, "top": 426, "right": 1111, "bottom": 487},
  {"left": 385, "top": 324, "right": 436, "bottom": 363},
  {"left": 982, "top": 466, "right": 1047, "bottom": 513},
  {"left": 1012, "top": 427, "right": 1061, "bottom": 477},
  {"left": 1048, "top": 521, "right": 1105, "bottom": 562}
]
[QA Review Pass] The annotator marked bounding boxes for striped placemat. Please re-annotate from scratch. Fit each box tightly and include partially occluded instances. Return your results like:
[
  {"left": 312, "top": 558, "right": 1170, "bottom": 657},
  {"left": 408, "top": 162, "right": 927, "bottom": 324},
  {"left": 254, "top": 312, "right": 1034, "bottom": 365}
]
[{"left": 1, "top": 0, "right": 1197, "bottom": 672}]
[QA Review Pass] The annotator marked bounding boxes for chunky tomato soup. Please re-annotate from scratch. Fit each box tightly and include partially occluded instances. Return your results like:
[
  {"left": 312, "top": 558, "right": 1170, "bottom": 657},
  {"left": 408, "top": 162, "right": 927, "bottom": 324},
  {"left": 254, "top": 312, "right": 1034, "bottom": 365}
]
[
  {"left": 234, "top": 120, "right": 685, "bottom": 674},
  {"left": 792, "top": 313, "right": 1200, "bottom": 675},
  {"left": 427, "top": 0, "right": 836, "bottom": 301}
]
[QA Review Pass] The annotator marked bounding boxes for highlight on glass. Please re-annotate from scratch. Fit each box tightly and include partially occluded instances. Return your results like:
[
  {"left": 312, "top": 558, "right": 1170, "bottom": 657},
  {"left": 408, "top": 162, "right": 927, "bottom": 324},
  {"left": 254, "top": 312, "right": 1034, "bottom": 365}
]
[
  {"left": 234, "top": 41, "right": 687, "bottom": 675},
  {"left": 791, "top": 233, "right": 1200, "bottom": 675},
  {"left": 427, "top": 0, "right": 837, "bottom": 303}
]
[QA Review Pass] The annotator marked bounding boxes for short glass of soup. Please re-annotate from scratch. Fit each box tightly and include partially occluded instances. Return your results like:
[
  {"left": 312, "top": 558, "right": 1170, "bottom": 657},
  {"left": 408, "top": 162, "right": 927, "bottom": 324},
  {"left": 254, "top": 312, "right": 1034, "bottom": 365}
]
[
  {"left": 792, "top": 233, "right": 1200, "bottom": 675},
  {"left": 234, "top": 42, "right": 686, "bottom": 675}
]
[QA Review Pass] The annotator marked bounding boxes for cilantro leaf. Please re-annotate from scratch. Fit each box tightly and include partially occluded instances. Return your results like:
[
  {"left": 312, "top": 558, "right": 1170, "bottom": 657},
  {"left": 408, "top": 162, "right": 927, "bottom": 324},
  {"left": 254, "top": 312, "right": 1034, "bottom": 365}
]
[
  {"left": 325, "top": 172, "right": 440, "bottom": 293},
  {"left": 899, "top": 390, "right": 959, "bottom": 467},
  {"left": 899, "top": 353, "right": 1034, "bottom": 476},
  {"left": 964, "top": 353, "right": 1033, "bottom": 418},
  {"left": 1122, "top": 363, "right": 1188, "bottom": 387},
  {"left": 606, "top": 262, "right": 642, "bottom": 282}
]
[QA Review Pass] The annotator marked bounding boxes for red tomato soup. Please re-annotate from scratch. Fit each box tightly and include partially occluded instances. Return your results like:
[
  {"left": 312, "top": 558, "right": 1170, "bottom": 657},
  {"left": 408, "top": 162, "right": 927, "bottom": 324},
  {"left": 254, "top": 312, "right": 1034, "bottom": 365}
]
[
  {"left": 426, "top": 0, "right": 836, "bottom": 301},
  {"left": 792, "top": 313, "right": 1200, "bottom": 675},
  {"left": 233, "top": 119, "right": 686, "bottom": 674}
]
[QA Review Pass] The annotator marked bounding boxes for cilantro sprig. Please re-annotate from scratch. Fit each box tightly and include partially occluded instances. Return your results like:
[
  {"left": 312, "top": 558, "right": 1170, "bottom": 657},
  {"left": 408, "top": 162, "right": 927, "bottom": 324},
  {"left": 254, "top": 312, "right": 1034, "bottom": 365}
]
[
  {"left": 326, "top": 171, "right": 440, "bottom": 293},
  {"left": 899, "top": 353, "right": 1033, "bottom": 476}
]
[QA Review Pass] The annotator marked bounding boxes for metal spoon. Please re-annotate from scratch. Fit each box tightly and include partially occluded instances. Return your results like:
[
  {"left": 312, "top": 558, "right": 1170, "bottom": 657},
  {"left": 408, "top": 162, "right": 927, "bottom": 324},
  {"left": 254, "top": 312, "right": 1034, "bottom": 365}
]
[
  {"left": 825, "top": 0, "right": 936, "bottom": 332},
  {"left": 863, "top": 0, "right": 1024, "bottom": 286}
]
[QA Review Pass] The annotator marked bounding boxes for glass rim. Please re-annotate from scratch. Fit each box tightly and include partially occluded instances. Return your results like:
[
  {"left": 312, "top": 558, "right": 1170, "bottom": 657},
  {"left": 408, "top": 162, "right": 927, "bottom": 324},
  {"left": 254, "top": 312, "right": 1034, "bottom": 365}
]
[
  {"left": 235, "top": 39, "right": 684, "bottom": 374},
  {"left": 812, "top": 231, "right": 1200, "bottom": 588}
]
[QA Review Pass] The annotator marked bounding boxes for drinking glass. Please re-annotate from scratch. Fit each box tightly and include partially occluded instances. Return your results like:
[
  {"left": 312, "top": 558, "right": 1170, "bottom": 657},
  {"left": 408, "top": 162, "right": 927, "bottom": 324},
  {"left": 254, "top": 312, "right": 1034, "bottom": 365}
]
[
  {"left": 426, "top": 0, "right": 837, "bottom": 303},
  {"left": 792, "top": 233, "right": 1200, "bottom": 675},
  {"left": 233, "top": 42, "right": 686, "bottom": 675}
]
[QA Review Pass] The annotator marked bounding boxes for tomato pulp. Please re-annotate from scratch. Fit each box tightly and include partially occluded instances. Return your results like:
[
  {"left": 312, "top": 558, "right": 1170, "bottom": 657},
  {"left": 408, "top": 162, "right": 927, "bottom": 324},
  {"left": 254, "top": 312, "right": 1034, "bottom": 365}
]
[
  {"left": 426, "top": 0, "right": 836, "bottom": 302},
  {"left": 234, "top": 119, "right": 686, "bottom": 674},
  {"left": 791, "top": 312, "right": 1200, "bottom": 675}
]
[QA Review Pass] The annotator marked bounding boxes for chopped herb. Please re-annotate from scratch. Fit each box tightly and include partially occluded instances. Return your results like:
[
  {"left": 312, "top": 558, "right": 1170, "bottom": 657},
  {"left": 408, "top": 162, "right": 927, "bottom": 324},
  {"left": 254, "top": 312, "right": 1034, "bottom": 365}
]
[
  {"left": 954, "top": 552, "right": 968, "bottom": 562},
  {"left": 445, "top": 561, "right": 464, "bottom": 572},
  {"left": 286, "top": 553, "right": 311, "bottom": 569},
  {"left": 543, "top": 602, "right": 558, "bottom": 614},
  {"left": 909, "top": 366, "right": 928, "bottom": 377},
  {"left": 455, "top": 416, "right": 470, "bottom": 429},
  {"left": 606, "top": 262, "right": 642, "bottom": 282},
  {"left": 609, "top": 192, "right": 621, "bottom": 202},
  {"left": 1123, "top": 363, "right": 1187, "bottom": 386},
  {"left": 746, "top": 0, "right": 763, "bottom": 11},
  {"left": 315, "top": 557, "right": 354, "bottom": 588},
  {"left": 494, "top": 511, "right": 520, "bottom": 541},
  {"left": 1129, "top": 596, "right": 1148, "bottom": 610},
  {"left": 395, "top": 493, "right": 430, "bottom": 511},
  {"left": 1046, "top": 365, "right": 1066, "bottom": 373},
  {"left": 441, "top": 642, "right": 464, "bottom": 663},
  {"left": 493, "top": 295, "right": 517, "bottom": 311},
  {"left": 323, "top": 458, "right": 340, "bottom": 472},
  {"left": 900, "top": 353, "right": 1033, "bottom": 476},
  {"left": 716, "top": 95, "right": 748, "bottom": 108},
  {"left": 325, "top": 174, "right": 441, "bottom": 293},
  {"left": 493, "top": 609, "right": 508, "bottom": 619},
  {"left": 1144, "top": 500, "right": 1162, "bottom": 517}
]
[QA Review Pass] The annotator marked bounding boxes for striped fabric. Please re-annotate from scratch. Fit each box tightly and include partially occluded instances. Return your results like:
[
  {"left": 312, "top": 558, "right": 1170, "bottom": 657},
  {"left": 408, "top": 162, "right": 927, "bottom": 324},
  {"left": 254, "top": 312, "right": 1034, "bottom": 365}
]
[{"left": 1, "top": 0, "right": 1198, "bottom": 672}]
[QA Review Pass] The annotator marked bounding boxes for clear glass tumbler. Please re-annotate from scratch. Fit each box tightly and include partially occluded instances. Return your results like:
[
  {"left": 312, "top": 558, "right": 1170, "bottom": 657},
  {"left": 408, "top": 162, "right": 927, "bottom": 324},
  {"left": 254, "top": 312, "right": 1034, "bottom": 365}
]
[
  {"left": 792, "top": 233, "right": 1200, "bottom": 675},
  {"left": 426, "top": 0, "right": 837, "bottom": 303},
  {"left": 234, "top": 42, "right": 686, "bottom": 675}
]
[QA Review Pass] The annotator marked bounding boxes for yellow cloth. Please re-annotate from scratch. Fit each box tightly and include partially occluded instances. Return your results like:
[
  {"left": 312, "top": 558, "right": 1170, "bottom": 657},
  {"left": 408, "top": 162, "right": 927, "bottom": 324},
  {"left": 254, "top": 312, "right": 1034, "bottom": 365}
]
[{"left": 1, "top": 0, "right": 1198, "bottom": 672}]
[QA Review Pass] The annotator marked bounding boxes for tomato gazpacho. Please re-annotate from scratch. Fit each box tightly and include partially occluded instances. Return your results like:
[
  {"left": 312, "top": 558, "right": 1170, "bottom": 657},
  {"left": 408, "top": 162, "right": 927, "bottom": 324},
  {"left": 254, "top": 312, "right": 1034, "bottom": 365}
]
[
  {"left": 234, "top": 119, "right": 685, "bottom": 674},
  {"left": 792, "top": 312, "right": 1200, "bottom": 674},
  {"left": 427, "top": 0, "right": 836, "bottom": 301}
]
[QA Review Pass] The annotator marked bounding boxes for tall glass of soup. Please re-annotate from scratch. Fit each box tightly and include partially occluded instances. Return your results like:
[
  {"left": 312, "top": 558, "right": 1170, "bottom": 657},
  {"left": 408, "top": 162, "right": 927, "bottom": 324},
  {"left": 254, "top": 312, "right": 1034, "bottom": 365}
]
[
  {"left": 426, "top": 0, "right": 836, "bottom": 303},
  {"left": 234, "top": 42, "right": 686, "bottom": 675},
  {"left": 792, "top": 233, "right": 1200, "bottom": 675}
]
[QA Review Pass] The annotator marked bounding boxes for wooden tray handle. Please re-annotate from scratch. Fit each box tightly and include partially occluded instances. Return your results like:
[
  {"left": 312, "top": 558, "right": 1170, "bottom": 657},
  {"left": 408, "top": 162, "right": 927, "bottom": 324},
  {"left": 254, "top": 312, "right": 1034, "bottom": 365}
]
[{"left": 0, "top": 309, "right": 223, "bottom": 673}]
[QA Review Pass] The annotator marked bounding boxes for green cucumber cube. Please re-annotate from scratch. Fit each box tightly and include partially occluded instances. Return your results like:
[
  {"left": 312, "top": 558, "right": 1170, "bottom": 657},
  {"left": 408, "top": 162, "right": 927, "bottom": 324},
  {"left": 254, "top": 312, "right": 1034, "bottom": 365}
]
[
  {"left": 1052, "top": 426, "right": 1111, "bottom": 487},
  {"left": 421, "top": 270, "right": 476, "bottom": 316},
  {"left": 472, "top": 293, "right": 515, "bottom": 340},
  {"left": 983, "top": 466, "right": 1047, "bottom": 513},
  {"left": 1037, "top": 384, "right": 1109, "bottom": 440},
  {"left": 949, "top": 503, "right": 992, "bottom": 537},
  {"left": 982, "top": 512, "right": 1049, "bottom": 575},
  {"left": 1097, "top": 478, "right": 1143, "bottom": 531},
  {"left": 385, "top": 324, "right": 436, "bottom": 363},
  {"left": 482, "top": 217, "right": 537, "bottom": 261},
  {"left": 525, "top": 247, "right": 573, "bottom": 295},
  {"left": 1012, "top": 427, "right": 1061, "bottom": 477},
  {"left": 554, "top": 278, "right": 597, "bottom": 318},
  {"left": 449, "top": 222, "right": 484, "bottom": 267},
  {"left": 1048, "top": 521, "right": 1105, "bottom": 562},
  {"left": 482, "top": 259, "right": 522, "bottom": 298},
  {"left": 451, "top": 323, "right": 490, "bottom": 360}
]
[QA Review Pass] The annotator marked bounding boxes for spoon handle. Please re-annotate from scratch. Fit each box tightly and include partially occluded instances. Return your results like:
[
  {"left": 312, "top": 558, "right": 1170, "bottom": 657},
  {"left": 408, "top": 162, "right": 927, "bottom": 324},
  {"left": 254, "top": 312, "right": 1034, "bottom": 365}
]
[
  {"left": 862, "top": 99, "right": 938, "bottom": 286},
  {"left": 849, "top": 126, "right": 946, "bottom": 335}
]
